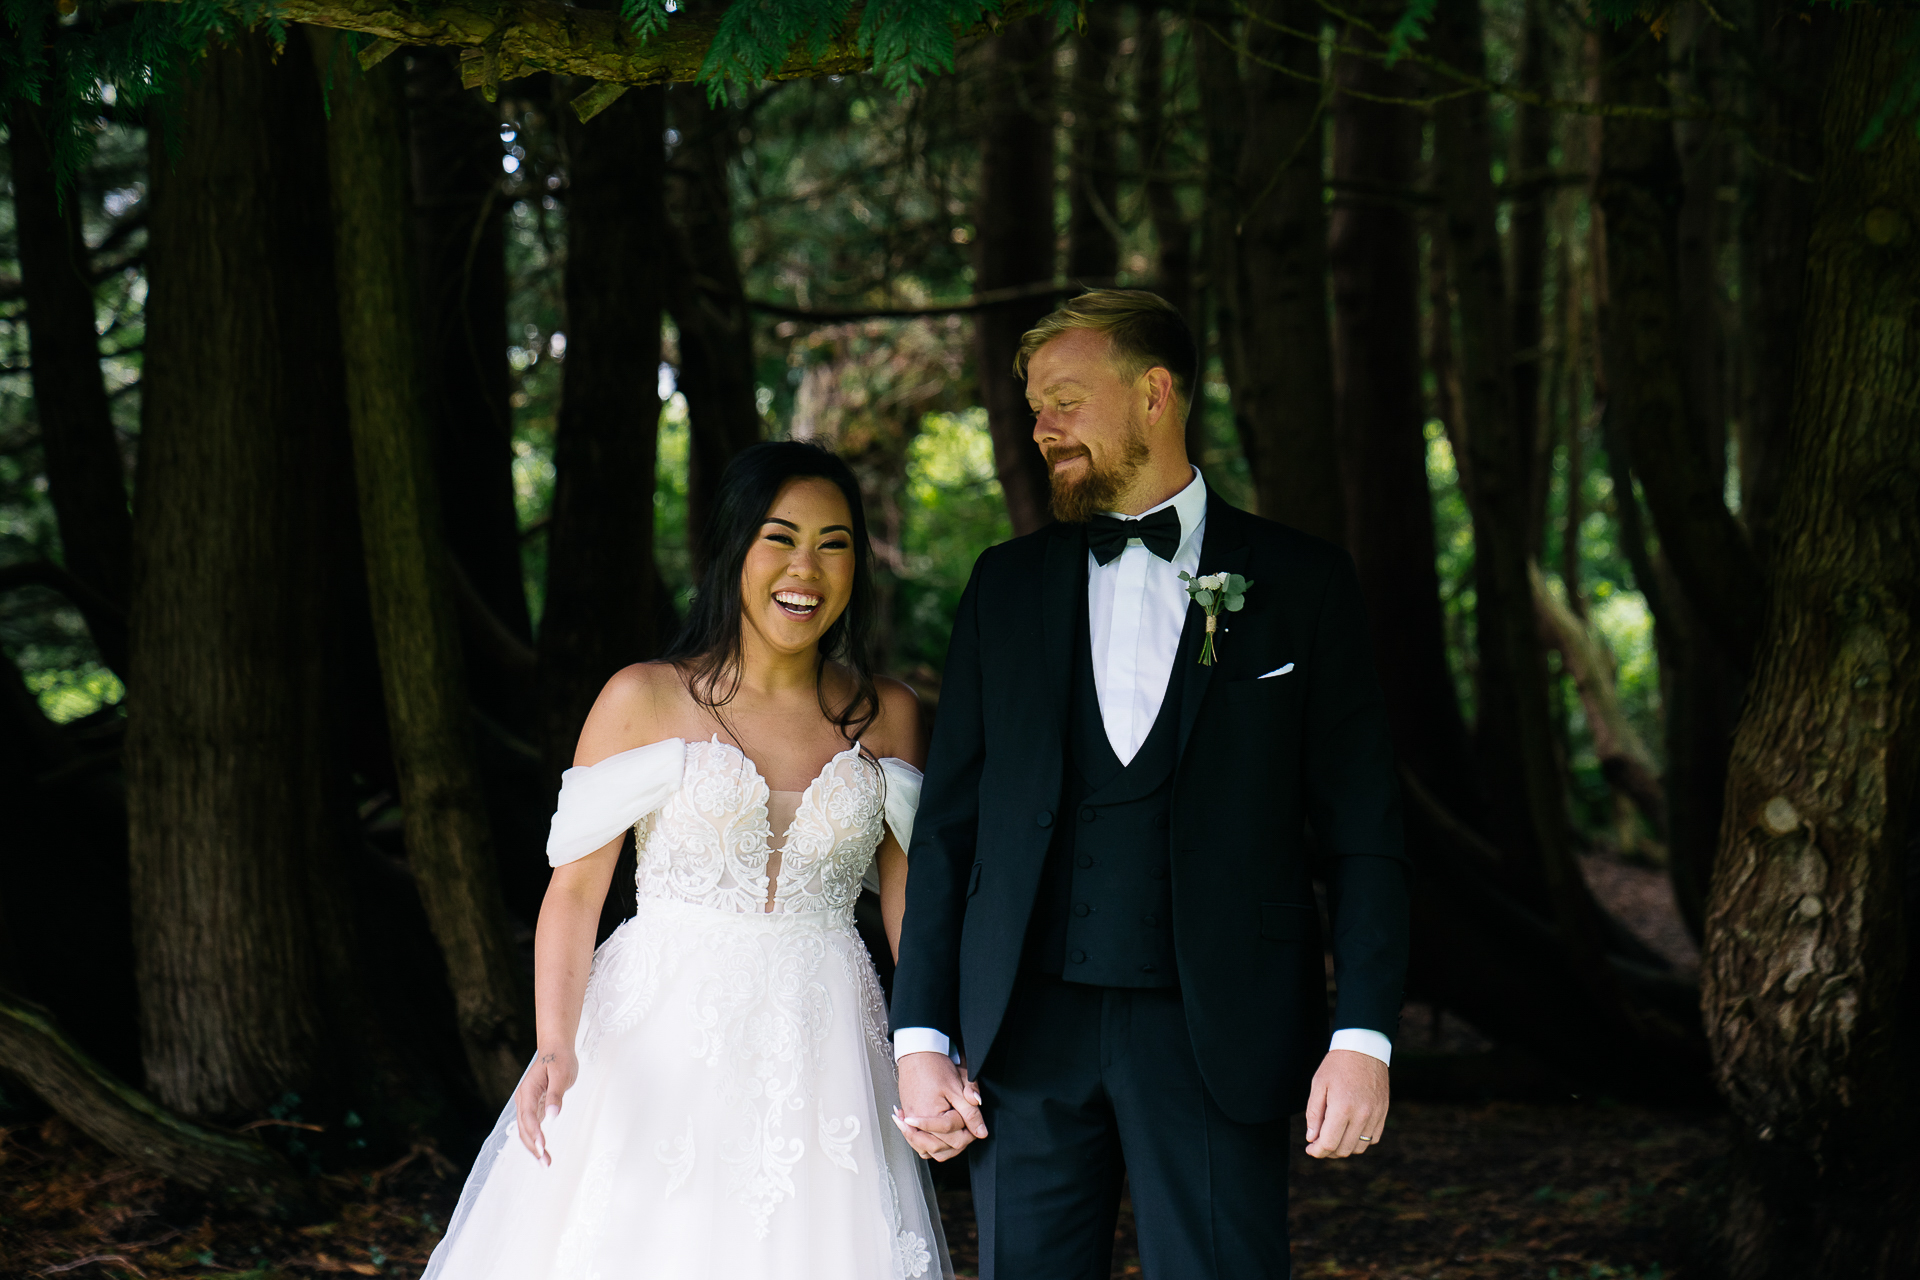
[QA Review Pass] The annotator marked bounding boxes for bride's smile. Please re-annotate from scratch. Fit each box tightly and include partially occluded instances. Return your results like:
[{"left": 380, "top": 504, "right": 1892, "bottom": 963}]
[{"left": 741, "top": 476, "right": 856, "bottom": 656}]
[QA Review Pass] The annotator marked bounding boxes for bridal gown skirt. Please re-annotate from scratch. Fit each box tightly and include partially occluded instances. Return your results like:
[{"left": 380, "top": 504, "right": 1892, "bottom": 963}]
[{"left": 424, "top": 897, "right": 951, "bottom": 1280}]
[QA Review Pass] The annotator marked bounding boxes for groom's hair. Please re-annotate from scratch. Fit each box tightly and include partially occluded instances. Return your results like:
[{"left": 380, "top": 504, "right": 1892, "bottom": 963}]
[{"left": 1012, "top": 290, "right": 1198, "bottom": 422}]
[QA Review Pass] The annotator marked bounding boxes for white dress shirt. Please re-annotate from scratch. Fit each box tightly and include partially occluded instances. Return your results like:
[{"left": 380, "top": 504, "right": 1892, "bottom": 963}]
[{"left": 895, "top": 469, "right": 1391, "bottom": 1068}]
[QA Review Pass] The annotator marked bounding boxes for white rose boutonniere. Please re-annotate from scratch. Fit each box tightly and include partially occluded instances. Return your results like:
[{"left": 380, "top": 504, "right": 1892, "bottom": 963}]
[{"left": 1178, "top": 570, "right": 1253, "bottom": 666}]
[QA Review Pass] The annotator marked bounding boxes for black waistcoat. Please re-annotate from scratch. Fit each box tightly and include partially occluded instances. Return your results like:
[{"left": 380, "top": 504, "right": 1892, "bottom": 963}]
[{"left": 1024, "top": 586, "right": 1185, "bottom": 988}]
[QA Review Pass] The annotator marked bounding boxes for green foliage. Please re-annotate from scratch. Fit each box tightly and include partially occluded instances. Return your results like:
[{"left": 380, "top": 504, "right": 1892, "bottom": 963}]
[
  {"left": 612, "top": 0, "right": 1081, "bottom": 100},
  {"left": 0, "top": 0, "right": 268, "bottom": 190}
]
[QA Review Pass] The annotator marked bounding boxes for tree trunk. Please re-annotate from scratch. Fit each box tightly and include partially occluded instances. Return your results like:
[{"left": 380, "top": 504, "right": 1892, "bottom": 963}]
[
  {"left": 408, "top": 49, "right": 535, "bottom": 684},
  {"left": 1735, "top": 1, "right": 1836, "bottom": 568},
  {"left": 1530, "top": 561, "right": 1664, "bottom": 834},
  {"left": 1597, "top": 19, "right": 1764, "bottom": 673},
  {"left": 542, "top": 84, "right": 667, "bottom": 787},
  {"left": 1219, "top": 0, "right": 1342, "bottom": 541},
  {"left": 1429, "top": 0, "right": 1569, "bottom": 894},
  {"left": 9, "top": 98, "right": 131, "bottom": 670},
  {"left": 0, "top": 989, "right": 311, "bottom": 1216},
  {"left": 1065, "top": 2, "right": 1120, "bottom": 282},
  {"left": 970, "top": 17, "right": 1057, "bottom": 538},
  {"left": 129, "top": 33, "right": 334, "bottom": 1119},
  {"left": 1134, "top": 9, "right": 1201, "bottom": 461},
  {"left": 1195, "top": 9, "right": 1245, "bottom": 466},
  {"left": 310, "top": 35, "right": 531, "bottom": 1107},
  {"left": 666, "top": 87, "right": 761, "bottom": 568},
  {"left": 1509, "top": 0, "right": 1552, "bottom": 549},
  {"left": 1703, "top": 12, "right": 1920, "bottom": 1273},
  {"left": 1329, "top": 8, "right": 1482, "bottom": 819}
]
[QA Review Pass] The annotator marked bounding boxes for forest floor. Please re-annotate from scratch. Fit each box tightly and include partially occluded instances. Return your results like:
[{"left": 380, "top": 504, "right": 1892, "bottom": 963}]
[
  {"left": 0, "top": 1096, "right": 1724, "bottom": 1279},
  {"left": 2, "top": 848, "right": 1717, "bottom": 1279}
]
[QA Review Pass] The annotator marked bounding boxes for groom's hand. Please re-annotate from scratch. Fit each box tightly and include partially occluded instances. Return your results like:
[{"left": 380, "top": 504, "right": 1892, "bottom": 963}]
[
  {"left": 1304, "top": 1049, "right": 1389, "bottom": 1159},
  {"left": 894, "top": 1051, "right": 987, "bottom": 1161}
]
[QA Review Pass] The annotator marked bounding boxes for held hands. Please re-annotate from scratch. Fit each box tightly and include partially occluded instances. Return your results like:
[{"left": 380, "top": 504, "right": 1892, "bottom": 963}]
[
  {"left": 1304, "top": 1048, "right": 1390, "bottom": 1159},
  {"left": 516, "top": 1045, "right": 579, "bottom": 1166},
  {"left": 892, "top": 1051, "right": 987, "bottom": 1162}
]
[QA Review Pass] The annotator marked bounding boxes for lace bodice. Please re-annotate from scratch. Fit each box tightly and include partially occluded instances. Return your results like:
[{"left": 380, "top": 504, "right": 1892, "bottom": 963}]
[{"left": 546, "top": 736, "right": 921, "bottom": 915}]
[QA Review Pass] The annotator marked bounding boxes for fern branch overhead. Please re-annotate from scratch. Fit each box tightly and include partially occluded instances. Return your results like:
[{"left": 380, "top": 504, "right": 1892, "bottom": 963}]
[{"left": 135, "top": 0, "right": 1070, "bottom": 94}]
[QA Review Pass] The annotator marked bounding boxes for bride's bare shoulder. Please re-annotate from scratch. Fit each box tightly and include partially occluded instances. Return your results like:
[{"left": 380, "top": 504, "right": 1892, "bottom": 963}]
[
  {"left": 867, "top": 675, "right": 926, "bottom": 766},
  {"left": 575, "top": 662, "right": 691, "bottom": 765}
]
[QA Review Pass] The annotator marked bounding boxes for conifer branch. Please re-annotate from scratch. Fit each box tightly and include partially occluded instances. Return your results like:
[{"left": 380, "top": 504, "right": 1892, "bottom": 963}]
[{"left": 147, "top": 0, "right": 1046, "bottom": 93}]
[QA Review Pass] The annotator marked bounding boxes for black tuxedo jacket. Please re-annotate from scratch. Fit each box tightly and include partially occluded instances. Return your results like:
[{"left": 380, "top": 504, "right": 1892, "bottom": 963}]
[{"left": 891, "top": 493, "right": 1410, "bottom": 1123}]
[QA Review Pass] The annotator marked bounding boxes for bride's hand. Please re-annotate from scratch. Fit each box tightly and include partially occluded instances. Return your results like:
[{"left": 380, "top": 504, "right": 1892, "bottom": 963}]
[{"left": 516, "top": 1046, "right": 578, "bottom": 1166}]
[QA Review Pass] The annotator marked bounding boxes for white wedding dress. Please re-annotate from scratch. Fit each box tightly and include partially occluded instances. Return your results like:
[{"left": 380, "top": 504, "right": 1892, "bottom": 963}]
[{"left": 423, "top": 736, "right": 952, "bottom": 1280}]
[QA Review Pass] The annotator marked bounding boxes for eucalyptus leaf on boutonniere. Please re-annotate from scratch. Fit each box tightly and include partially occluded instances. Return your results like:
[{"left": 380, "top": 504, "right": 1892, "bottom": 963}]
[{"left": 1178, "top": 571, "right": 1253, "bottom": 666}]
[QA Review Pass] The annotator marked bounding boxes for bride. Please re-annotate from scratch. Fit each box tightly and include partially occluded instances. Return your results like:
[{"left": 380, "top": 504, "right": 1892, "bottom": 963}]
[{"left": 424, "top": 441, "right": 954, "bottom": 1279}]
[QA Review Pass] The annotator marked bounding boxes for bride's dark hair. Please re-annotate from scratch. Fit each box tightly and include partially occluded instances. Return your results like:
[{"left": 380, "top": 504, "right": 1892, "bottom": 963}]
[{"left": 661, "top": 440, "right": 881, "bottom": 744}]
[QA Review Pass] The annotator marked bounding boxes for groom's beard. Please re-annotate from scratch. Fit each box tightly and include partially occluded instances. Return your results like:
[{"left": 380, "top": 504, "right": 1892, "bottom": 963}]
[{"left": 1045, "top": 422, "right": 1151, "bottom": 524}]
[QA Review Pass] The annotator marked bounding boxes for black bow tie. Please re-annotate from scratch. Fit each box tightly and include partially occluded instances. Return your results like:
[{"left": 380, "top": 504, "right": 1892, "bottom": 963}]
[{"left": 1086, "top": 507, "right": 1183, "bottom": 566}]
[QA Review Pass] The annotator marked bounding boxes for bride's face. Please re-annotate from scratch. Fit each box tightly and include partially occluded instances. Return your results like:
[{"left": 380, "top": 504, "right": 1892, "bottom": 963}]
[{"left": 738, "top": 477, "right": 858, "bottom": 658}]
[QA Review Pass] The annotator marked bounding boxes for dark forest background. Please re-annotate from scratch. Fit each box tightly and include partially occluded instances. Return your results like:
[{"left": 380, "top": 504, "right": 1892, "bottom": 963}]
[{"left": 0, "top": 0, "right": 1915, "bottom": 1275}]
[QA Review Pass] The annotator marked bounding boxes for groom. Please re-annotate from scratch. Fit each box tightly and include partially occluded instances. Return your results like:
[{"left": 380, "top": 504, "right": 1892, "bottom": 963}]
[{"left": 890, "top": 290, "right": 1410, "bottom": 1278}]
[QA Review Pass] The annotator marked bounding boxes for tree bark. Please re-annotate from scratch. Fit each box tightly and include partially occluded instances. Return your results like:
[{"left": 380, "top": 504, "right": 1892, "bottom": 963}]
[
  {"left": 1329, "top": 8, "right": 1482, "bottom": 819},
  {"left": 0, "top": 989, "right": 311, "bottom": 1216},
  {"left": 1736, "top": 1, "right": 1836, "bottom": 568},
  {"left": 1510, "top": 0, "right": 1552, "bottom": 549},
  {"left": 666, "top": 87, "right": 762, "bottom": 566},
  {"left": 310, "top": 35, "right": 531, "bottom": 1107},
  {"left": 408, "top": 49, "right": 534, "bottom": 656},
  {"left": 129, "top": 32, "right": 336, "bottom": 1119},
  {"left": 1429, "top": 0, "right": 1569, "bottom": 892},
  {"left": 1134, "top": 9, "right": 1201, "bottom": 461},
  {"left": 1530, "top": 561, "right": 1664, "bottom": 833},
  {"left": 542, "top": 84, "right": 667, "bottom": 785},
  {"left": 1702, "top": 12, "right": 1920, "bottom": 1273},
  {"left": 1065, "top": 2, "right": 1120, "bottom": 282},
  {"left": 969, "top": 17, "right": 1057, "bottom": 538},
  {"left": 1219, "top": 0, "right": 1342, "bottom": 541},
  {"left": 1597, "top": 19, "right": 1764, "bottom": 673},
  {"left": 9, "top": 98, "right": 132, "bottom": 669}
]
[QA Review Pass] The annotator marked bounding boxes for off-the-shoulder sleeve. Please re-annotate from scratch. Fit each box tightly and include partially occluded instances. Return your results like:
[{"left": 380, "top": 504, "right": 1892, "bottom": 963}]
[
  {"left": 545, "top": 738, "right": 686, "bottom": 867},
  {"left": 861, "top": 756, "right": 924, "bottom": 895}
]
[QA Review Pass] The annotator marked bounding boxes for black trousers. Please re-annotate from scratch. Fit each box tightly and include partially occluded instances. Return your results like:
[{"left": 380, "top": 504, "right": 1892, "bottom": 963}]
[{"left": 968, "top": 974, "right": 1291, "bottom": 1280}]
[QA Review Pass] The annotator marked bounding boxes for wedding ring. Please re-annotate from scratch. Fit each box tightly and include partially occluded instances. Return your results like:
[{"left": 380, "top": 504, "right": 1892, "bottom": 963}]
[{"left": 1359, "top": 1136, "right": 1372, "bottom": 1141}]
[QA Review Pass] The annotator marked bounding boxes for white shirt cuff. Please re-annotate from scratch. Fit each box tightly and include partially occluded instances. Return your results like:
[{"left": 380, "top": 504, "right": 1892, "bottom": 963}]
[
  {"left": 892, "top": 1027, "right": 960, "bottom": 1064},
  {"left": 1329, "top": 1028, "right": 1392, "bottom": 1066}
]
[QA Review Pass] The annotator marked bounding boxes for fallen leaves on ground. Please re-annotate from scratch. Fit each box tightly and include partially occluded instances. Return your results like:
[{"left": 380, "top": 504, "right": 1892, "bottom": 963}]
[{"left": 2, "top": 1098, "right": 1721, "bottom": 1278}]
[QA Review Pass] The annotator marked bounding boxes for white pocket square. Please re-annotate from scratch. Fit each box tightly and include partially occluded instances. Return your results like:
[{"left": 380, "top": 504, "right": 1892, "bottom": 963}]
[{"left": 1258, "top": 663, "right": 1295, "bottom": 679}]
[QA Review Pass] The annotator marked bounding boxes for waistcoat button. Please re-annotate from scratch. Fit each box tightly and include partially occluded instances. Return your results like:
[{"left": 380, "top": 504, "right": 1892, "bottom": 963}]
[
  {"left": 1080, "top": 806, "right": 1096, "bottom": 823},
  {"left": 1070, "top": 949, "right": 1087, "bottom": 964},
  {"left": 1075, "top": 853, "right": 1094, "bottom": 869},
  {"left": 1150, "top": 866, "right": 1167, "bottom": 880},
  {"left": 1036, "top": 809, "right": 1053, "bottom": 828},
  {"left": 1074, "top": 903, "right": 1090, "bottom": 917},
  {"left": 1155, "top": 814, "right": 1170, "bottom": 831},
  {"left": 1144, "top": 914, "right": 1159, "bottom": 927}
]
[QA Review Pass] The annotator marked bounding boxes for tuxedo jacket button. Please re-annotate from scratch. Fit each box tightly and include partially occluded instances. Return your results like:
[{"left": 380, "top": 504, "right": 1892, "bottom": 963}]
[
  {"left": 1080, "top": 806, "right": 1096, "bottom": 823},
  {"left": 1070, "top": 950, "right": 1087, "bottom": 964},
  {"left": 1150, "top": 866, "right": 1168, "bottom": 880},
  {"left": 1154, "top": 814, "right": 1170, "bottom": 831},
  {"left": 1073, "top": 903, "right": 1091, "bottom": 917},
  {"left": 1075, "top": 853, "right": 1094, "bottom": 869},
  {"left": 1036, "top": 809, "right": 1053, "bottom": 828}
]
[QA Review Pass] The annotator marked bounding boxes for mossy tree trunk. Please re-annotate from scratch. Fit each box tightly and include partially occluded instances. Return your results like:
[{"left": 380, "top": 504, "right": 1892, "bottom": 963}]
[
  {"left": 1702, "top": 11, "right": 1920, "bottom": 1273},
  {"left": 310, "top": 34, "right": 531, "bottom": 1107}
]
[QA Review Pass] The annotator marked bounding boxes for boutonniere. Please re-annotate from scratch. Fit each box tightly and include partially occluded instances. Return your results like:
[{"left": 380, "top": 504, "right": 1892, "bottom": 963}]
[{"left": 1178, "top": 571, "right": 1253, "bottom": 666}]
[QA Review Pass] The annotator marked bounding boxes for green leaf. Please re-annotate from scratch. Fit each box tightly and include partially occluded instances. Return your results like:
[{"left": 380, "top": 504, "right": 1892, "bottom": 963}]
[
  {"left": 1224, "top": 594, "right": 1246, "bottom": 612},
  {"left": 1195, "top": 589, "right": 1216, "bottom": 609}
]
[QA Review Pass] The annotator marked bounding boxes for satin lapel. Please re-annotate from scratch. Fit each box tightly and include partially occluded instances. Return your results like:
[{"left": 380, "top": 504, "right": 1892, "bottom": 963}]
[
  {"left": 1040, "top": 524, "right": 1082, "bottom": 739},
  {"left": 1175, "top": 496, "right": 1251, "bottom": 762}
]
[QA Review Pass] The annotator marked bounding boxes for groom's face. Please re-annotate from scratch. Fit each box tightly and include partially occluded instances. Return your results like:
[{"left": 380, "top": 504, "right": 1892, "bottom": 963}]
[{"left": 1025, "top": 328, "right": 1151, "bottom": 523}]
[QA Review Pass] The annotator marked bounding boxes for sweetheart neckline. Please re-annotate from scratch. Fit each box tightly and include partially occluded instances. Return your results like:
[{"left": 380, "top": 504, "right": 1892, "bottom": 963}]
[{"left": 689, "top": 736, "right": 871, "bottom": 909}]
